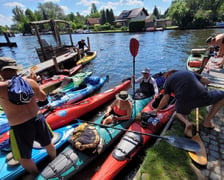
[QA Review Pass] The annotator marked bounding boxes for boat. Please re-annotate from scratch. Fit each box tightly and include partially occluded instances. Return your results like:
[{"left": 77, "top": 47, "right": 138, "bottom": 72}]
[
  {"left": 36, "top": 97, "right": 151, "bottom": 180},
  {"left": 47, "top": 75, "right": 108, "bottom": 107},
  {"left": 187, "top": 48, "right": 207, "bottom": 72},
  {"left": 91, "top": 94, "right": 175, "bottom": 180},
  {"left": 0, "top": 79, "right": 131, "bottom": 147},
  {"left": 40, "top": 71, "right": 92, "bottom": 94},
  {"left": 76, "top": 51, "right": 97, "bottom": 65},
  {"left": 44, "top": 79, "right": 132, "bottom": 129},
  {"left": 0, "top": 120, "right": 81, "bottom": 180}
]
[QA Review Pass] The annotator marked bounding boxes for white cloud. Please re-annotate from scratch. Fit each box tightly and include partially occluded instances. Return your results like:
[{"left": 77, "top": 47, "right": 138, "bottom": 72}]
[
  {"left": 4, "top": 2, "right": 25, "bottom": 8},
  {"left": 61, "top": 5, "right": 69, "bottom": 13},
  {"left": 0, "top": 14, "right": 13, "bottom": 26},
  {"left": 43, "top": 0, "right": 61, "bottom": 2},
  {"left": 77, "top": 0, "right": 100, "bottom": 6}
]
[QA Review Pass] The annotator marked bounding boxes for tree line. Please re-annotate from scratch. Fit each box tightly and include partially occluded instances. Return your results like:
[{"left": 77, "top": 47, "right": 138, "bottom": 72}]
[{"left": 1, "top": 0, "right": 224, "bottom": 34}]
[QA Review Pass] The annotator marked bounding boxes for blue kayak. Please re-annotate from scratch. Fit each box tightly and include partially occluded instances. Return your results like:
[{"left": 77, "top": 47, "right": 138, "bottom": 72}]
[
  {"left": 0, "top": 76, "right": 108, "bottom": 135},
  {"left": 36, "top": 97, "right": 151, "bottom": 180},
  {"left": 0, "top": 120, "right": 81, "bottom": 180}
]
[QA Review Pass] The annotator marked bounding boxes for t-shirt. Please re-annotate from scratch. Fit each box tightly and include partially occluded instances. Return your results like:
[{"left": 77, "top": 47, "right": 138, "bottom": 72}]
[{"left": 164, "top": 70, "right": 207, "bottom": 101}]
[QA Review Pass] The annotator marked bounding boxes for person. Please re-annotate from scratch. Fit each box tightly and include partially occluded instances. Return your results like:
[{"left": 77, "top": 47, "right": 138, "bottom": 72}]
[
  {"left": 0, "top": 57, "right": 56, "bottom": 178},
  {"left": 150, "top": 69, "right": 224, "bottom": 138},
  {"left": 75, "top": 39, "right": 89, "bottom": 58},
  {"left": 133, "top": 67, "right": 159, "bottom": 99},
  {"left": 206, "top": 33, "right": 224, "bottom": 68},
  {"left": 101, "top": 91, "right": 132, "bottom": 125}
]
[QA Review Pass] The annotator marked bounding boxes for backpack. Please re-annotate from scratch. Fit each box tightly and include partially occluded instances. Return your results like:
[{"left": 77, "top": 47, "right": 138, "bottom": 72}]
[
  {"left": 68, "top": 123, "right": 101, "bottom": 155},
  {"left": 8, "top": 75, "right": 34, "bottom": 105}
]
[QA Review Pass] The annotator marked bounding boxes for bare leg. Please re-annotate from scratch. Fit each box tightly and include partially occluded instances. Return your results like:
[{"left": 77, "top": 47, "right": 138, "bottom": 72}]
[
  {"left": 19, "top": 158, "right": 39, "bottom": 177},
  {"left": 203, "top": 98, "right": 224, "bottom": 128},
  {"left": 44, "top": 143, "right": 56, "bottom": 160},
  {"left": 176, "top": 113, "right": 192, "bottom": 137}
]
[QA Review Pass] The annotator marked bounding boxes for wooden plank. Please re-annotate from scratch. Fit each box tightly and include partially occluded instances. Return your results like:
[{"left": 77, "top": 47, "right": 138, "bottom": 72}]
[{"left": 203, "top": 57, "right": 224, "bottom": 89}]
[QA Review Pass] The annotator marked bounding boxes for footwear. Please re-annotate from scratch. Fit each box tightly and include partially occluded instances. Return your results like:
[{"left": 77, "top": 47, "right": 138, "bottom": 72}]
[
  {"left": 203, "top": 124, "right": 215, "bottom": 129},
  {"left": 6, "top": 152, "right": 13, "bottom": 161},
  {"left": 7, "top": 158, "right": 19, "bottom": 166}
]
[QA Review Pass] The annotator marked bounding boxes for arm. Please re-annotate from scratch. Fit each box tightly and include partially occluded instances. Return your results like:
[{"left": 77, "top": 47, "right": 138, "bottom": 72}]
[
  {"left": 200, "top": 76, "right": 211, "bottom": 85},
  {"left": 104, "top": 100, "right": 116, "bottom": 116},
  {"left": 27, "top": 78, "right": 47, "bottom": 101},
  {"left": 151, "top": 77, "right": 159, "bottom": 96},
  {"left": 154, "top": 94, "right": 170, "bottom": 113}
]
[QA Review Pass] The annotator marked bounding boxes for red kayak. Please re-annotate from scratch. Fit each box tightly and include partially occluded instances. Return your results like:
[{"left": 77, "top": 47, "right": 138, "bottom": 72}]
[
  {"left": 0, "top": 80, "right": 131, "bottom": 147},
  {"left": 91, "top": 94, "right": 175, "bottom": 180},
  {"left": 44, "top": 79, "right": 131, "bottom": 129}
]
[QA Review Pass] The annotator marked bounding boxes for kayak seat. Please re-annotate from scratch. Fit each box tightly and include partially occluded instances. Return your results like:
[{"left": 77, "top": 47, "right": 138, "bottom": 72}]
[
  {"left": 112, "top": 132, "right": 143, "bottom": 161},
  {"left": 41, "top": 148, "right": 78, "bottom": 179}
]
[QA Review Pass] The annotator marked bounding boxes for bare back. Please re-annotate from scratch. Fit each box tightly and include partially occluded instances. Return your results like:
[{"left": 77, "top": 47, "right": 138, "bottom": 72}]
[{"left": 0, "top": 78, "right": 46, "bottom": 126}]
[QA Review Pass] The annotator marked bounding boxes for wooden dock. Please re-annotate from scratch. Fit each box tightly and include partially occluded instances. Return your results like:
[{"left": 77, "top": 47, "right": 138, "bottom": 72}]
[{"left": 202, "top": 56, "right": 224, "bottom": 89}]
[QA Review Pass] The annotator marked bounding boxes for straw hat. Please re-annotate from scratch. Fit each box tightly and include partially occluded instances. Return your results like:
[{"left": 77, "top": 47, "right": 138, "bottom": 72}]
[
  {"left": 0, "top": 57, "right": 18, "bottom": 71},
  {"left": 116, "top": 91, "right": 131, "bottom": 101}
]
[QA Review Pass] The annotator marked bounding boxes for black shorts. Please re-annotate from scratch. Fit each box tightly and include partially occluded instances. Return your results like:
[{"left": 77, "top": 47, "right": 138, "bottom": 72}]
[
  {"left": 176, "top": 90, "right": 224, "bottom": 114},
  {"left": 10, "top": 113, "right": 53, "bottom": 160}
]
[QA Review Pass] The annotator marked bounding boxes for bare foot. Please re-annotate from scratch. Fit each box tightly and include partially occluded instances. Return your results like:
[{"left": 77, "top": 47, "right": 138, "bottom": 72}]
[
  {"left": 184, "top": 123, "right": 192, "bottom": 138},
  {"left": 203, "top": 121, "right": 215, "bottom": 129}
]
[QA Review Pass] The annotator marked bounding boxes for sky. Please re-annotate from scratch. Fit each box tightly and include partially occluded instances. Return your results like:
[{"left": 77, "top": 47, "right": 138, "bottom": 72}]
[{"left": 0, "top": 0, "right": 173, "bottom": 26}]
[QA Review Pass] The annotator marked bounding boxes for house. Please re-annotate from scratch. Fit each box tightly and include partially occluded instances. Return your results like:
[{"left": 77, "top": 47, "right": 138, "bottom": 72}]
[
  {"left": 115, "top": 7, "right": 149, "bottom": 26},
  {"left": 86, "top": 18, "right": 101, "bottom": 26}
]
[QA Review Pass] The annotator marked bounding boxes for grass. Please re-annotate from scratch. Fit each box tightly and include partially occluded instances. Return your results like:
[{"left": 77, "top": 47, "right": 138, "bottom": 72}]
[{"left": 137, "top": 107, "right": 208, "bottom": 180}]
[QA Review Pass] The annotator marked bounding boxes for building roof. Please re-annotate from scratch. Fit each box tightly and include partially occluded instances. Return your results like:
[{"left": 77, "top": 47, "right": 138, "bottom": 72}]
[
  {"left": 86, "top": 18, "right": 101, "bottom": 25},
  {"left": 118, "top": 7, "right": 149, "bottom": 20}
]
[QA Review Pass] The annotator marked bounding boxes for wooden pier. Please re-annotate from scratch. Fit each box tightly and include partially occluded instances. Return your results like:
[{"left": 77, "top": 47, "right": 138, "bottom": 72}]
[{"left": 202, "top": 57, "right": 224, "bottom": 89}]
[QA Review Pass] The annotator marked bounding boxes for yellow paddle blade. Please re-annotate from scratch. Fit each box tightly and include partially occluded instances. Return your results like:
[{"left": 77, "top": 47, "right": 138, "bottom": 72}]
[{"left": 188, "top": 134, "right": 207, "bottom": 166}]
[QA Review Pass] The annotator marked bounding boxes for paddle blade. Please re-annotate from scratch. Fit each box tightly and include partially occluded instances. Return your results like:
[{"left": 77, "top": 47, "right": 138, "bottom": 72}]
[
  {"left": 130, "top": 38, "right": 139, "bottom": 57},
  {"left": 188, "top": 134, "right": 208, "bottom": 166},
  {"left": 164, "top": 136, "right": 201, "bottom": 152}
]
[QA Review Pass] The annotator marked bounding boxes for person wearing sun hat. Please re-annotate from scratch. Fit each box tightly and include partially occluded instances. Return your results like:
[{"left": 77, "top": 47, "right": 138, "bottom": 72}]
[
  {"left": 133, "top": 67, "right": 159, "bottom": 99},
  {"left": 0, "top": 56, "right": 56, "bottom": 178},
  {"left": 101, "top": 91, "right": 132, "bottom": 125}
]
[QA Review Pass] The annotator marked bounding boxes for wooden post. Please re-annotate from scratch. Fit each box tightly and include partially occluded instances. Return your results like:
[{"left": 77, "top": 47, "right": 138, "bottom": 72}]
[
  {"left": 87, "top": 37, "right": 90, "bottom": 51},
  {"left": 52, "top": 56, "right": 60, "bottom": 72},
  {"left": 69, "top": 28, "right": 73, "bottom": 46}
]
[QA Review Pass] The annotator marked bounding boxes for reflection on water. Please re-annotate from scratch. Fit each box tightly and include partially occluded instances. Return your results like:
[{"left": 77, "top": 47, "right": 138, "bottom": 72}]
[{"left": 1, "top": 28, "right": 224, "bottom": 179}]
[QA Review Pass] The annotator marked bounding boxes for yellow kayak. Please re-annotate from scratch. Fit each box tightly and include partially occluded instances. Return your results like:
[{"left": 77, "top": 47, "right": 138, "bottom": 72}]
[{"left": 76, "top": 51, "right": 97, "bottom": 65}]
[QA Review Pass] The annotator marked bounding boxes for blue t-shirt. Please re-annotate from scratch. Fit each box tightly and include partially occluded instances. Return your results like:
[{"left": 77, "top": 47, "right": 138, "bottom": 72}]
[{"left": 164, "top": 70, "right": 207, "bottom": 101}]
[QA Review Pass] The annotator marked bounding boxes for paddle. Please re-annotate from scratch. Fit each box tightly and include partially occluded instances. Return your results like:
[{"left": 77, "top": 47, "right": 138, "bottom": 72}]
[
  {"left": 129, "top": 38, "right": 139, "bottom": 97},
  {"left": 188, "top": 108, "right": 208, "bottom": 165},
  {"left": 79, "top": 120, "right": 201, "bottom": 153}
]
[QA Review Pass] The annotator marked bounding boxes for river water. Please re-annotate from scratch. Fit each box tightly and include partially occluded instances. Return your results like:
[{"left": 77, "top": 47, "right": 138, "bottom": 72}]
[{"left": 0, "top": 28, "right": 224, "bottom": 179}]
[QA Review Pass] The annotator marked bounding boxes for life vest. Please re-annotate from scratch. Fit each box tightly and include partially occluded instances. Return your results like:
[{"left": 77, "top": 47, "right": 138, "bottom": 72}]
[
  {"left": 140, "top": 78, "right": 155, "bottom": 96},
  {"left": 113, "top": 105, "right": 127, "bottom": 116}
]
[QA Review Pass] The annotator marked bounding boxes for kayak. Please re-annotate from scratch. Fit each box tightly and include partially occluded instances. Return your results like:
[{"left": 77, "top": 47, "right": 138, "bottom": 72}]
[
  {"left": 186, "top": 48, "right": 206, "bottom": 72},
  {"left": 76, "top": 51, "right": 96, "bottom": 65},
  {"left": 0, "top": 120, "right": 81, "bottom": 180},
  {"left": 45, "top": 79, "right": 131, "bottom": 129},
  {"left": 40, "top": 71, "right": 92, "bottom": 94},
  {"left": 92, "top": 94, "right": 176, "bottom": 180},
  {"left": 47, "top": 76, "right": 108, "bottom": 107},
  {"left": 0, "top": 80, "right": 131, "bottom": 147},
  {"left": 36, "top": 97, "right": 151, "bottom": 180}
]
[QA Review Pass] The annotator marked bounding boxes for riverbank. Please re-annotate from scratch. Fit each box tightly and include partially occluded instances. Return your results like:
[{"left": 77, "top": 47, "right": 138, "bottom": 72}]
[{"left": 134, "top": 106, "right": 224, "bottom": 180}]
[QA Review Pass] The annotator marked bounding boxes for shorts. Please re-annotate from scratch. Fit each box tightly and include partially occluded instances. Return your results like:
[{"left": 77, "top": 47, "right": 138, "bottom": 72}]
[
  {"left": 10, "top": 113, "right": 53, "bottom": 160},
  {"left": 176, "top": 90, "right": 224, "bottom": 114}
]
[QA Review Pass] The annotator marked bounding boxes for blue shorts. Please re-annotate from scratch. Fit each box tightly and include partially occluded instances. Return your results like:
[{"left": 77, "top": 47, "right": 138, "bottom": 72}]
[
  {"left": 176, "top": 90, "right": 224, "bottom": 114},
  {"left": 10, "top": 113, "right": 53, "bottom": 160}
]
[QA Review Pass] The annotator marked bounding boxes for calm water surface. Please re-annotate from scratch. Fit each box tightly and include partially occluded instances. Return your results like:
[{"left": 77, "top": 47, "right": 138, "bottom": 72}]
[{"left": 1, "top": 29, "right": 224, "bottom": 179}]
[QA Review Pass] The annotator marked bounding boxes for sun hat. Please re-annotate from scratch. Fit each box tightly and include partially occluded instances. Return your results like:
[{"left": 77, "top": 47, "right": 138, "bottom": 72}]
[
  {"left": 116, "top": 91, "right": 131, "bottom": 101},
  {"left": 141, "top": 68, "right": 150, "bottom": 74},
  {"left": 0, "top": 57, "right": 18, "bottom": 71}
]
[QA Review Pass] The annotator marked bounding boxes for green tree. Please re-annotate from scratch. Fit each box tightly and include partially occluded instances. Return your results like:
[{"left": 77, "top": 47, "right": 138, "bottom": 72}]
[
  {"left": 90, "top": 3, "right": 100, "bottom": 18},
  {"left": 153, "top": 6, "right": 160, "bottom": 19},
  {"left": 100, "top": 9, "right": 106, "bottom": 24},
  {"left": 25, "top": 9, "right": 37, "bottom": 22}
]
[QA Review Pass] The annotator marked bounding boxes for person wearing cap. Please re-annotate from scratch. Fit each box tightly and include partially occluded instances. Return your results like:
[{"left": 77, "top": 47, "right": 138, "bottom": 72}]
[
  {"left": 0, "top": 57, "right": 56, "bottom": 178},
  {"left": 150, "top": 69, "right": 224, "bottom": 137},
  {"left": 101, "top": 91, "right": 132, "bottom": 125},
  {"left": 206, "top": 33, "right": 224, "bottom": 68},
  {"left": 75, "top": 39, "right": 89, "bottom": 58},
  {"left": 133, "top": 67, "right": 159, "bottom": 99}
]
